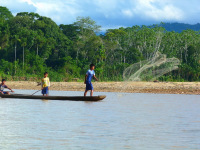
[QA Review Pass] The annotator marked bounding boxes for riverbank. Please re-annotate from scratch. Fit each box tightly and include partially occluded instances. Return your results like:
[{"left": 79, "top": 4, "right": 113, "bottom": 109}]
[{"left": 7, "top": 81, "right": 200, "bottom": 95}]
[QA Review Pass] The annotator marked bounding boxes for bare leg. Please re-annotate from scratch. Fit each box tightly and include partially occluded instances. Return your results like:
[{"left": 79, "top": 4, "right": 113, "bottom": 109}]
[
  {"left": 90, "top": 90, "right": 93, "bottom": 96},
  {"left": 6, "top": 92, "right": 10, "bottom": 95},
  {"left": 84, "top": 90, "right": 88, "bottom": 96}
]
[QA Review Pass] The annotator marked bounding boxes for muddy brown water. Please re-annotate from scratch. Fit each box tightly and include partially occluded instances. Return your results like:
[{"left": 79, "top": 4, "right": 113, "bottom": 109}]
[{"left": 0, "top": 90, "right": 200, "bottom": 150}]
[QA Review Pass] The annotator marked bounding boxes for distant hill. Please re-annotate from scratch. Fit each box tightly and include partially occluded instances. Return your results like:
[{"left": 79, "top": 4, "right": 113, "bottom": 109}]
[
  {"left": 159, "top": 23, "right": 200, "bottom": 32},
  {"left": 98, "top": 23, "right": 200, "bottom": 35}
]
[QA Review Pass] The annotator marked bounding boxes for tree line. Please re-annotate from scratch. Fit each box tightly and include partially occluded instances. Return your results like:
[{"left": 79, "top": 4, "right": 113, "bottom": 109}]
[{"left": 0, "top": 6, "right": 199, "bottom": 82}]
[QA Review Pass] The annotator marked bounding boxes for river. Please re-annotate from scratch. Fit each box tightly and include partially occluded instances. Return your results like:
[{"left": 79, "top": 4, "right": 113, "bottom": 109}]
[{"left": 0, "top": 90, "right": 200, "bottom": 150}]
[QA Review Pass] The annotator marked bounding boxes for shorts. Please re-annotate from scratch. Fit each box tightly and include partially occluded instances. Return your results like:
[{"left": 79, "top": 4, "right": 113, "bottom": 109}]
[
  {"left": 86, "top": 82, "right": 94, "bottom": 91},
  {"left": 1, "top": 91, "right": 8, "bottom": 94},
  {"left": 42, "top": 87, "right": 49, "bottom": 95}
]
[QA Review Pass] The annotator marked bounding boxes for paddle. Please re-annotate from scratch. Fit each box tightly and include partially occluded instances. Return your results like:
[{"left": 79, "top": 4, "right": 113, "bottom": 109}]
[
  {"left": 31, "top": 90, "right": 41, "bottom": 95},
  {"left": 31, "top": 82, "right": 43, "bottom": 95},
  {"left": 31, "top": 84, "right": 54, "bottom": 95},
  {"left": 3, "top": 90, "right": 14, "bottom": 92}
]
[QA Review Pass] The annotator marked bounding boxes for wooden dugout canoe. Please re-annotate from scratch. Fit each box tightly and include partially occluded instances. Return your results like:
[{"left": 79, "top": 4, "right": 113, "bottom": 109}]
[{"left": 0, "top": 94, "right": 106, "bottom": 101}]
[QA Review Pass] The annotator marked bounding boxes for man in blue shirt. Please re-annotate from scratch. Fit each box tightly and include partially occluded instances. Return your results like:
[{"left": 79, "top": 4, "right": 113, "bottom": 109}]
[{"left": 84, "top": 64, "right": 98, "bottom": 96}]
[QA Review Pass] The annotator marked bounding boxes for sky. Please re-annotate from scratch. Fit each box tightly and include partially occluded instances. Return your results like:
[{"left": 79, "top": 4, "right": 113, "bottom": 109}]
[{"left": 1, "top": 0, "right": 200, "bottom": 30}]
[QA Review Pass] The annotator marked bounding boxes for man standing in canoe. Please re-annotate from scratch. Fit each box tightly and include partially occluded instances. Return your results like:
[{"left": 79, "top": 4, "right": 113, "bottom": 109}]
[
  {"left": 84, "top": 64, "right": 98, "bottom": 96},
  {"left": 0, "top": 79, "right": 14, "bottom": 95},
  {"left": 41, "top": 72, "right": 50, "bottom": 96}
]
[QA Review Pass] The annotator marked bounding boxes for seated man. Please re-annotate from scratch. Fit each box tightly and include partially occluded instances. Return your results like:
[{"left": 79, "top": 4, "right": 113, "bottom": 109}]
[{"left": 0, "top": 79, "right": 14, "bottom": 95}]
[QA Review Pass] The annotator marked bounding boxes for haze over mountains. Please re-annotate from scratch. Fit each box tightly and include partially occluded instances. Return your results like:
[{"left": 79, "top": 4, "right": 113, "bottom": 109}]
[
  {"left": 100, "top": 23, "right": 200, "bottom": 34},
  {"left": 159, "top": 23, "right": 200, "bottom": 32}
]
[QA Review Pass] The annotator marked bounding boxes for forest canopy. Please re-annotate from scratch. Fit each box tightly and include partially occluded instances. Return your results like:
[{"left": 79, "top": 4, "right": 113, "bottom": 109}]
[{"left": 0, "top": 6, "right": 200, "bottom": 82}]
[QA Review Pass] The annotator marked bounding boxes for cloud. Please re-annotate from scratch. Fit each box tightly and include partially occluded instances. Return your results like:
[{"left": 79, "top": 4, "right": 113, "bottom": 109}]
[
  {"left": 0, "top": 0, "right": 36, "bottom": 15},
  {"left": 122, "top": 9, "right": 134, "bottom": 18},
  {"left": 17, "top": 0, "right": 81, "bottom": 24},
  {"left": 1, "top": 0, "right": 200, "bottom": 28},
  {"left": 132, "top": 0, "right": 184, "bottom": 21},
  {"left": 101, "top": 25, "right": 128, "bottom": 32}
]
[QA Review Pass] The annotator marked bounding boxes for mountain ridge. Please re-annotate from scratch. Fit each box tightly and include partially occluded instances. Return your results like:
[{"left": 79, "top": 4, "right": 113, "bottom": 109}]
[{"left": 159, "top": 22, "right": 200, "bottom": 32}]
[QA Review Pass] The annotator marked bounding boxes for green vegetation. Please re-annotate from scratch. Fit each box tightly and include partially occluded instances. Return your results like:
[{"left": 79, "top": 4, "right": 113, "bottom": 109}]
[{"left": 0, "top": 6, "right": 200, "bottom": 82}]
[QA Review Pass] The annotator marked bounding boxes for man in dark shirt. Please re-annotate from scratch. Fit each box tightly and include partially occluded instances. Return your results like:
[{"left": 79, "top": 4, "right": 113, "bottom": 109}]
[{"left": 0, "top": 79, "right": 14, "bottom": 95}]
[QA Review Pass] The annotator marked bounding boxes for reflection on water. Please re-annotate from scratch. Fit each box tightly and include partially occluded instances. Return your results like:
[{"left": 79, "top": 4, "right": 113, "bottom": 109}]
[{"left": 0, "top": 90, "right": 200, "bottom": 150}]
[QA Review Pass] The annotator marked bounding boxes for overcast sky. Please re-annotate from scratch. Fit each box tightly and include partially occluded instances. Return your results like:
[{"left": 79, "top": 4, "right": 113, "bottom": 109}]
[{"left": 1, "top": 0, "right": 200, "bottom": 30}]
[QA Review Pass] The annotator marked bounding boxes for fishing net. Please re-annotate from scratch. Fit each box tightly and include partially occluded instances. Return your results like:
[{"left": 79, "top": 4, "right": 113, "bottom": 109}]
[{"left": 123, "top": 51, "right": 180, "bottom": 81}]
